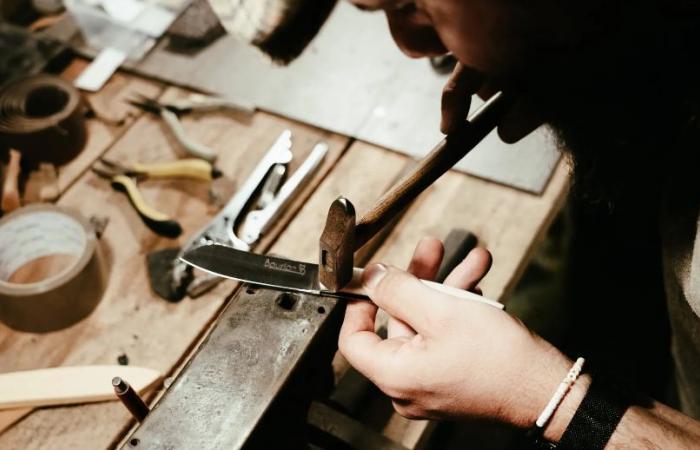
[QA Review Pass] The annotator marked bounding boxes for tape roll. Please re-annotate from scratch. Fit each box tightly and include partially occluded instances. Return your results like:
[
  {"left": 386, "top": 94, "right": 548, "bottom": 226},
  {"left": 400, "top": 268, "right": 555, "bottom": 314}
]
[
  {"left": 0, "top": 75, "right": 86, "bottom": 166},
  {"left": 0, "top": 204, "right": 107, "bottom": 332}
]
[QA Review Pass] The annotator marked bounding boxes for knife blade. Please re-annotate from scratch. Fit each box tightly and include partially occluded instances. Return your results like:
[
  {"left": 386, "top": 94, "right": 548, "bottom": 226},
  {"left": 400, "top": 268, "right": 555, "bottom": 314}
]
[
  {"left": 181, "top": 243, "right": 365, "bottom": 299},
  {"left": 180, "top": 244, "right": 504, "bottom": 309}
]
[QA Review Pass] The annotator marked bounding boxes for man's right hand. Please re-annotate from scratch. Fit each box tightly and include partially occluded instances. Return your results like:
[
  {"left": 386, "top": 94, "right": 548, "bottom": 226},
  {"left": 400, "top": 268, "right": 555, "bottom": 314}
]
[{"left": 440, "top": 62, "right": 544, "bottom": 143}]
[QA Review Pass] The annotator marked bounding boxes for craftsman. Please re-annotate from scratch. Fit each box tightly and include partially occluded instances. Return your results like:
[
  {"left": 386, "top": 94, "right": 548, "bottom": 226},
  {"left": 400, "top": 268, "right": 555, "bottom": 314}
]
[{"left": 338, "top": 1, "right": 700, "bottom": 448}]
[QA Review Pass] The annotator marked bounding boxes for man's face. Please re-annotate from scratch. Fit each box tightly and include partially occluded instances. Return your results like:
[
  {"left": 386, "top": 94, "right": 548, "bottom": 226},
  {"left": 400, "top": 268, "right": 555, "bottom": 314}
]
[
  {"left": 349, "top": 0, "right": 589, "bottom": 78},
  {"left": 350, "top": 1, "right": 689, "bottom": 207}
]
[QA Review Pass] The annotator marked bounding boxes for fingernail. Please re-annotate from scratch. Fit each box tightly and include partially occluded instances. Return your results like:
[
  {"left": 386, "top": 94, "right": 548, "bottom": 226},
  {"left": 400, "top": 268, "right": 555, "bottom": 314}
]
[{"left": 362, "top": 264, "right": 387, "bottom": 290}]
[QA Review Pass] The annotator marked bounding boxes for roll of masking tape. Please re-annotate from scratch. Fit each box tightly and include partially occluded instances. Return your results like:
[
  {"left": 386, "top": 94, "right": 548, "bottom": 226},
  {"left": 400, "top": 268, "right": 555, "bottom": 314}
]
[
  {"left": 0, "top": 75, "right": 86, "bottom": 166},
  {"left": 0, "top": 204, "right": 107, "bottom": 332}
]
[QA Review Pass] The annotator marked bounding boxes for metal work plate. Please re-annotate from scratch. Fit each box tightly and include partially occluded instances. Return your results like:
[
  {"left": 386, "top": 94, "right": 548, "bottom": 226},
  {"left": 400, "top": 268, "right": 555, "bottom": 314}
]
[
  {"left": 123, "top": 287, "right": 342, "bottom": 449},
  {"left": 52, "top": 2, "right": 560, "bottom": 193}
]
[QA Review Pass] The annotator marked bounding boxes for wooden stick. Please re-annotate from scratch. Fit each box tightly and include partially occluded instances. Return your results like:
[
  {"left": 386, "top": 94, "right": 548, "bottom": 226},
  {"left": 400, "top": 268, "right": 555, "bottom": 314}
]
[
  {"left": 0, "top": 408, "right": 31, "bottom": 435},
  {"left": 2, "top": 149, "right": 22, "bottom": 213},
  {"left": 354, "top": 93, "right": 511, "bottom": 249},
  {"left": 0, "top": 365, "right": 161, "bottom": 410}
]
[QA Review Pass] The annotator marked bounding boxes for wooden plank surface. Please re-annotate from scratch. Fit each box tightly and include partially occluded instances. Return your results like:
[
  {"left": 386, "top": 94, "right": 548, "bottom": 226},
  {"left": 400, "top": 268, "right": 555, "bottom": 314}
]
[
  {"left": 56, "top": 59, "right": 163, "bottom": 194},
  {"left": 0, "top": 82, "right": 349, "bottom": 449},
  {"left": 1, "top": 65, "right": 569, "bottom": 449}
]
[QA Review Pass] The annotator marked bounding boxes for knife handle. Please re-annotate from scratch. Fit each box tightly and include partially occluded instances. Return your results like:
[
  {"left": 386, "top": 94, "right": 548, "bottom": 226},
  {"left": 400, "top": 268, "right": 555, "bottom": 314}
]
[
  {"left": 344, "top": 268, "right": 503, "bottom": 310},
  {"left": 353, "top": 92, "right": 512, "bottom": 249}
]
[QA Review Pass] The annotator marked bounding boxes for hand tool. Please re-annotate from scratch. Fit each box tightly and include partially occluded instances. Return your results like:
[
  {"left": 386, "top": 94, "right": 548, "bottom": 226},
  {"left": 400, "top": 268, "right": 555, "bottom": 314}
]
[
  {"left": 319, "top": 92, "right": 512, "bottom": 292},
  {"left": 128, "top": 94, "right": 223, "bottom": 162},
  {"left": 240, "top": 142, "right": 327, "bottom": 245},
  {"left": 0, "top": 365, "right": 161, "bottom": 410},
  {"left": 255, "top": 163, "right": 286, "bottom": 210},
  {"left": 180, "top": 243, "right": 503, "bottom": 309},
  {"left": 208, "top": 0, "right": 337, "bottom": 63},
  {"left": 113, "top": 377, "right": 150, "bottom": 423},
  {"left": 180, "top": 136, "right": 327, "bottom": 298},
  {"left": 92, "top": 157, "right": 220, "bottom": 238},
  {"left": 166, "top": 92, "right": 255, "bottom": 116},
  {"left": 147, "top": 130, "right": 293, "bottom": 300},
  {"left": 94, "top": 157, "right": 221, "bottom": 182},
  {"left": 167, "top": 0, "right": 226, "bottom": 49}
]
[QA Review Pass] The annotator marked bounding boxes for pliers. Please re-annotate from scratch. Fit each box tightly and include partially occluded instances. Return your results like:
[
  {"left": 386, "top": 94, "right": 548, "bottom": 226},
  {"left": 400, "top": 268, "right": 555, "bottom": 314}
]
[
  {"left": 128, "top": 94, "right": 242, "bottom": 162},
  {"left": 92, "top": 158, "right": 221, "bottom": 238}
]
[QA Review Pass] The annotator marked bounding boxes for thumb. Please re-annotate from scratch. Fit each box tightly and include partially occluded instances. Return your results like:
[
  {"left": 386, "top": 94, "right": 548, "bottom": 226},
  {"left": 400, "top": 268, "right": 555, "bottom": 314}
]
[{"left": 363, "top": 264, "right": 449, "bottom": 335}]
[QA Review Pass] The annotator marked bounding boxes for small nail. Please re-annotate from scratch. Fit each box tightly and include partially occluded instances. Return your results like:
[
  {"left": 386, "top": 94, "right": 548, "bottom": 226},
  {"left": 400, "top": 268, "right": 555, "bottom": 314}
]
[{"left": 362, "top": 264, "right": 387, "bottom": 290}]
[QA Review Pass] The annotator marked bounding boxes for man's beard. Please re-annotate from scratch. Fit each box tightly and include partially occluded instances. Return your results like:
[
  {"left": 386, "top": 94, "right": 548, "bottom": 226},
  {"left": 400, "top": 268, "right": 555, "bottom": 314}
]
[{"left": 519, "top": 5, "right": 700, "bottom": 212}]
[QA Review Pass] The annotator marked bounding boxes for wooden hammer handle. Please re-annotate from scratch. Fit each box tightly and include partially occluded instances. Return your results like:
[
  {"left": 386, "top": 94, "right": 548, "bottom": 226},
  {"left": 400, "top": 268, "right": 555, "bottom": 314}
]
[{"left": 354, "top": 92, "right": 512, "bottom": 249}]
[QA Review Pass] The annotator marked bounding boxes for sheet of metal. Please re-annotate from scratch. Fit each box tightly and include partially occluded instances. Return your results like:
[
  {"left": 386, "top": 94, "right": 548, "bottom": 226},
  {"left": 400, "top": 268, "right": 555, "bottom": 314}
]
[{"left": 54, "top": 2, "right": 561, "bottom": 193}]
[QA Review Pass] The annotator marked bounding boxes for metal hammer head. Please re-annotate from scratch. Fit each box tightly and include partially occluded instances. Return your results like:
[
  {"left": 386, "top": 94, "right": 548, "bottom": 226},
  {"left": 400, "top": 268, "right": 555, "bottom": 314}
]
[
  {"left": 210, "top": 0, "right": 338, "bottom": 64},
  {"left": 319, "top": 197, "right": 355, "bottom": 291}
]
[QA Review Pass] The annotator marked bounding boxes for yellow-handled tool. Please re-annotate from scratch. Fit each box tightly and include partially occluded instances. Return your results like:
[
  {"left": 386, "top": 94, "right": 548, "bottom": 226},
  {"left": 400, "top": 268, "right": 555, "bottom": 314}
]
[
  {"left": 109, "top": 175, "right": 182, "bottom": 238},
  {"left": 99, "top": 158, "right": 221, "bottom": 182},
  {"left": 130, "top": 159, "right": 220, "bottom": 181},
  {"left": 92, "top": 158, "right": 221, "bottom": 238}
]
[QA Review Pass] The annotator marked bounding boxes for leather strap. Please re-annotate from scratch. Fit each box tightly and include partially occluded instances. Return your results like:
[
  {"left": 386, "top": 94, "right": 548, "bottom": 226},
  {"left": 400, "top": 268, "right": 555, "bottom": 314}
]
[{"left": 557, "top": 378, "right": 629, "bottom": 450}]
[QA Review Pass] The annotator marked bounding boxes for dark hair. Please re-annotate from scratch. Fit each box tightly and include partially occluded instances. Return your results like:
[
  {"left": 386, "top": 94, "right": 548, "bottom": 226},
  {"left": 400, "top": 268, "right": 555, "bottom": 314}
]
[{"left": 529, "top": 2, "right": 700, "bottom": 211}]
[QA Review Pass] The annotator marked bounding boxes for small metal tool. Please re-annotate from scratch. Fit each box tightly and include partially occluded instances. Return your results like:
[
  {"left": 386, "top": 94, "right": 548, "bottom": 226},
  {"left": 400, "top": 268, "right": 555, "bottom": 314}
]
[
  {"left": 166, "top": 93, "right": 255, "bottom": 116},
  {"left": 255, "top": 164, "right": 286, "bottom": 210},
  {"left": 184, "top": 139, "right": 327, "bottom": 297},
  {"left": 240, "top": 142, "right": 328, "bottom": 245},
  {"left": 94, "top": 158, "right": 221, "bottom": 182},
  {"left": 113, "top": 377, "right": 150, "bottom": 423},
  {"left": 92, "top": 158, "right": 219, "bottom": 238},
  {"left": 147, "top": 130, "right": 294, "bottom": 300},
  {"left": 128, "top": 94, "right": 219, "bottom": 162},
  {"left": 319, "top": 92, "right": 513, "bottom": 291}
]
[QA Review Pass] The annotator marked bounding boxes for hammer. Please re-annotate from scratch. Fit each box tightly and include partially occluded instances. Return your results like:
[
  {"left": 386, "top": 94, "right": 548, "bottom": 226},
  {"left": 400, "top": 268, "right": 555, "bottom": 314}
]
[{"left": 319, "top": 92, "right": 512, "bottom": 291}]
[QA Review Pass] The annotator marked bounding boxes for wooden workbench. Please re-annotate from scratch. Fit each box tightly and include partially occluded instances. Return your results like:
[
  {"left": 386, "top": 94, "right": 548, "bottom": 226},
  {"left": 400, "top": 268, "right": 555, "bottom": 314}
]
[{"left": 0, "top": 59, "right": 569, "bottom": 450}]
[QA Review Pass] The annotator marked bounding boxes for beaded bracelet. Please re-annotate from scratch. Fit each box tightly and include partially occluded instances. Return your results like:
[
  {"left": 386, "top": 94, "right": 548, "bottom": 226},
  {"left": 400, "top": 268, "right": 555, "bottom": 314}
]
[
  {"left": 524, "top": 357, "right": 585, "bottom": 449},
  {"left": 536, "top": 357, "right": 586, "bottom": 429}
]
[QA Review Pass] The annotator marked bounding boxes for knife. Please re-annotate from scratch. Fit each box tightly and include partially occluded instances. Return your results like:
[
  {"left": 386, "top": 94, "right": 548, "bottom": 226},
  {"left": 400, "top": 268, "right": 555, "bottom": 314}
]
[{"left": 180, "top": 244, "right": 503, "bottom": 309}]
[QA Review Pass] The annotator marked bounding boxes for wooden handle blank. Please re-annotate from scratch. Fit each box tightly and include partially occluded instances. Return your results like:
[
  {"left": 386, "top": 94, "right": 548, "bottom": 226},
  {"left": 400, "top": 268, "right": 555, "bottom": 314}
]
[
  {"left": 0, "top": 408, "right": 31, "bottom": 435},
  {"left": 0, "top": 365, "right": 161, "bottom": 410},
  {"left": 344, "top": 268, "right": 503, "bottom": 310},
  {"left": 1, "top": 150, "right": 22, "bottom": 213},
  {"left": 354, "top": 93, "right": 512, "bottom": 249}
]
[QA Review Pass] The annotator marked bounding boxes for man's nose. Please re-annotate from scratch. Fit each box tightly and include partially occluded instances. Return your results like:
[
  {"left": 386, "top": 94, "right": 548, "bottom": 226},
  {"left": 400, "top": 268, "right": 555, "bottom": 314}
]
[{"left": 386, "top": 14, "right": 448, "bottom": 58}]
